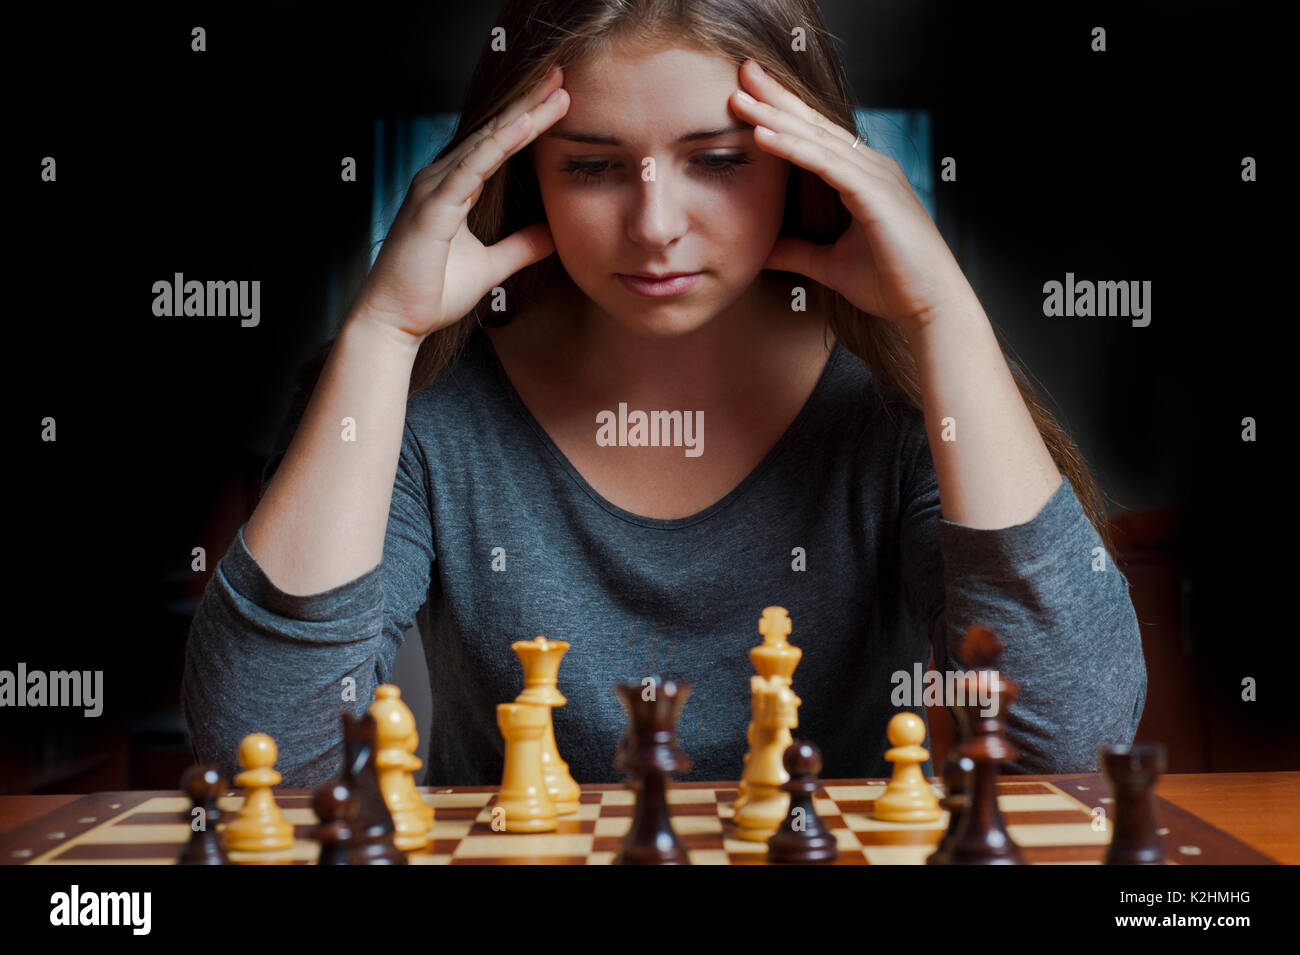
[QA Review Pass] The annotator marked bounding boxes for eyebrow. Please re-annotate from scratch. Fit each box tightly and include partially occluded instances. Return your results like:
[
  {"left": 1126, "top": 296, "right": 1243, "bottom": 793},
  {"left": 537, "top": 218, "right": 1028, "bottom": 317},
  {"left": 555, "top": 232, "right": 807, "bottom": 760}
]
[{"left": 542, "top": 123, "right": 749, "bottom": 146}]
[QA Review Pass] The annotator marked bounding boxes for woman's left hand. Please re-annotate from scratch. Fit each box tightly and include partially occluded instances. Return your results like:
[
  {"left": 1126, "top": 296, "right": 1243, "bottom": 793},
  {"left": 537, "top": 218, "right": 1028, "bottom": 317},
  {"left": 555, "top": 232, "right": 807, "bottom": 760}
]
[{"left": 731, "top": 58, "right": 974, "bottom": 334}]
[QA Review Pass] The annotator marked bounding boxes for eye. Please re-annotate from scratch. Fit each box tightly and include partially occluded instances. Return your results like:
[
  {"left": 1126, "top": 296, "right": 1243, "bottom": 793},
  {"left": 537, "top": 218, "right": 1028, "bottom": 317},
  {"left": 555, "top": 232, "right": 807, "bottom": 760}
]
[
  {"left": 693, "top": 154, "right": 753, "bottom": 180},
  {"left": 559, "top": 153, "right": 753, "bottom": 185},
  {"left": 558, "top": 160, "right": 612, "bottom": 185}
]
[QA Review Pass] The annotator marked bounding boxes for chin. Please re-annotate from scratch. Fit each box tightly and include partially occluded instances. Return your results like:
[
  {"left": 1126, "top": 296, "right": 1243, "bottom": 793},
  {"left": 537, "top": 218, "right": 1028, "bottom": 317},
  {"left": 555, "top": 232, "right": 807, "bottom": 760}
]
[{"left": 606, "top": 302, "right": 716, "bottom": 338}]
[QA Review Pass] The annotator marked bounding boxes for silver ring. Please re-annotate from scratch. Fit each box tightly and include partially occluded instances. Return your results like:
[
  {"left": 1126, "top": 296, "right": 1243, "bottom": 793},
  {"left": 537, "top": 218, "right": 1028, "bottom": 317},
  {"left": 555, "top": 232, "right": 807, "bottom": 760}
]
[{"left": 851, "top": 134, "right": 861, "bottom": 149}]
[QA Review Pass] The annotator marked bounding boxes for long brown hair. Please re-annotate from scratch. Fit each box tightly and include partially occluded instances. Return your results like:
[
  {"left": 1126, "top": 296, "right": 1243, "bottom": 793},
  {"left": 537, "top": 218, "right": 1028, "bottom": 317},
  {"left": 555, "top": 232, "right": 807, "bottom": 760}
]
[{"left": 376, "top": 0, "right": 1116, "bottom": 555}]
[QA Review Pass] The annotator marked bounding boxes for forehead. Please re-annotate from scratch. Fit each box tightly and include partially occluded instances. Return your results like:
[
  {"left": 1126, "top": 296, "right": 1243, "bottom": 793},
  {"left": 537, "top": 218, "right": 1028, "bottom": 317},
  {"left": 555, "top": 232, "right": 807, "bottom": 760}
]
[
  {"left": 567, "top": 41, "right": 736, "bottom": 91},
  {"left": 547, "top": 43, "right": 739, "bottom": 141}
]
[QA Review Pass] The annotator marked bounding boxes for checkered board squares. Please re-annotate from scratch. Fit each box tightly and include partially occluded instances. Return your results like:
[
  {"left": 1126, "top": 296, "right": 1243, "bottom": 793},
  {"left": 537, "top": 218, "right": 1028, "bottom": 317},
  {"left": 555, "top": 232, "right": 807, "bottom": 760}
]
[
  {"left": 11, "top": 778, "right": 1178, "bottom": 866},
  {"left": 6, "top": 775, "right": 1276, "bottom": 865}
]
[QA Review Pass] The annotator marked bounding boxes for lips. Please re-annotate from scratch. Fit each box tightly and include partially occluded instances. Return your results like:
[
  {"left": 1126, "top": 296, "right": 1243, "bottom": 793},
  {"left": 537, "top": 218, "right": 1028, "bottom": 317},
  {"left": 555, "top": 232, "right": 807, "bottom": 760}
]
[{"left": 616, "top": 272, "right": 703, "bottom": 297}]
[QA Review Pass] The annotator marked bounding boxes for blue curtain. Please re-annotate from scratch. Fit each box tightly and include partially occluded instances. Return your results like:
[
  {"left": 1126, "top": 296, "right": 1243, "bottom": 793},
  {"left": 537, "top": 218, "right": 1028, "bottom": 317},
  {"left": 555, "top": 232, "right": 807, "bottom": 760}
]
[
  {"left": 853, "top": 109, "right": 934, "bottom": 219},
  {"left": 370, "top": 109, "right": 933, "bottom": 265},
  {"left": 370, "top": 116, "right": 461, "bottom": 267}
]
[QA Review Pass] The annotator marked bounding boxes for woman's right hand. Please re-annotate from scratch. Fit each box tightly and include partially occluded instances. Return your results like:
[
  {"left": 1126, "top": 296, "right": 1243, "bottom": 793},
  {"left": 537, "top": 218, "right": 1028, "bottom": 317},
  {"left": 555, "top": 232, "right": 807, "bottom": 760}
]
[{"left": 350, "top": 67, "right": 569, "bottom": 345}]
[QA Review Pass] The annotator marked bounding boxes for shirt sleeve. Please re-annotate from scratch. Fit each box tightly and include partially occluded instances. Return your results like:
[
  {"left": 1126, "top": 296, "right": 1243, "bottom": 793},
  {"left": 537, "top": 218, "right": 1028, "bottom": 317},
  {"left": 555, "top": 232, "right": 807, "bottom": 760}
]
[
  {"left": 180, "top": 415, "right": 436, "bottom": 788},
  {"left": 898, "top": 410, "right": 1148, "bottom": 773}
]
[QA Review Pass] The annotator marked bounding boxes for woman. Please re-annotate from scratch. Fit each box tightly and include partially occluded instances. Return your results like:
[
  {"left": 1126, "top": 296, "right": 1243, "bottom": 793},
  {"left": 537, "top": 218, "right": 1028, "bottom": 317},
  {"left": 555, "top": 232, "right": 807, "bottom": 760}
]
[{"left": 182, "top": 0, "right": 1146, "bottom": 787}]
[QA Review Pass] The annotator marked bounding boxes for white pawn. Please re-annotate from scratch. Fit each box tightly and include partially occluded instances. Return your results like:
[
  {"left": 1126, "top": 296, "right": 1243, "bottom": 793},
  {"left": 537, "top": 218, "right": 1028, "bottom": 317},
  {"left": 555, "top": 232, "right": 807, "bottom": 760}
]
[
  {"left": 221, "top": 733, "right": 294, "bottom": 851},
  {"left": 873, "top": 712, "right": 941, "bottom": 822}
]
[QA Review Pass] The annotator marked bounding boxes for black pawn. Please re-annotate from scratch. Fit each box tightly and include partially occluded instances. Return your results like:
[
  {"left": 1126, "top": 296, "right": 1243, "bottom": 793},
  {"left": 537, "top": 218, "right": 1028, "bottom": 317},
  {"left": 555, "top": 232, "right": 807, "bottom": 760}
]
[
  {"left": 926, "top": 751, "right": 975, "bottom": 865},
  {"left": 767, "top": 741, "right": 838, "bottom": 864},
  {"left": 177, "top": 765, "right": 229, "bottom": 865},
  {"left": 313, "top": 781, "right": 356, "bottom": 866},
  {"left": 945, "top": 626, "right": 1025, "bottom": 865},
  {"left": 1100, "top": 743, "right": 1166, "bottom": 865}
]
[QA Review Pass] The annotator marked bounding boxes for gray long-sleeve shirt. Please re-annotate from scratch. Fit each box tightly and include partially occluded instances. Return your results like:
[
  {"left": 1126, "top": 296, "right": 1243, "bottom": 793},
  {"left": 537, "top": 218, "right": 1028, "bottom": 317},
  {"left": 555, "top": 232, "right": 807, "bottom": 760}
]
[{"left": 181, "top": 327, "right": 1147, "bottom": 787}]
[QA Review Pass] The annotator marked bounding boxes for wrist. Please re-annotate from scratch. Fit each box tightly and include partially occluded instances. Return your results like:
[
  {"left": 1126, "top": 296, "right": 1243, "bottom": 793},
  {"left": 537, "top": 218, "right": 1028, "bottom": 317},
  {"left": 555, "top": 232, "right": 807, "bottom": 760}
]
[
  {"left": 898, "top": 294, "right": 987, "bottom": 348},
  {"left": 342, "top": 307, "right": 427, "bottom": 357}
]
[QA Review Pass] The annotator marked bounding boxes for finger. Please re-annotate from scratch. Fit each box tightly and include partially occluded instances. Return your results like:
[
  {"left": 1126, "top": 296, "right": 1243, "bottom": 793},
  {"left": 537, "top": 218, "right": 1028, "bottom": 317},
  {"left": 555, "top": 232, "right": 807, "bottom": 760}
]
[
  {"left": 462, "top": 65, "right": 565, "bottom": 156},
  {"left": 437, "top": 87, "right": 569, "bottom": 208},
  {"left": 410, "top": 117, "right": 532, "bottom": 242},
  {"left": 420, "top": 66, "right": 566, "bottom": 186},
  {"left": 484, "top": 221, "right": 556, "bottom": 286},
  {"left": 733, "top": 88, "right": 864, "bottom": 173},
  {"left": 750, "top": 122, "right": 894, "bottom": 211},
  {"left": 738, "top": 59, "right": 858, "bottom": 149},
  {"left": 765, "top": 235, "right": 831, "bottom": 287},
  {"left": 436, "top": 116, "right": 529, "bottom": 210}
]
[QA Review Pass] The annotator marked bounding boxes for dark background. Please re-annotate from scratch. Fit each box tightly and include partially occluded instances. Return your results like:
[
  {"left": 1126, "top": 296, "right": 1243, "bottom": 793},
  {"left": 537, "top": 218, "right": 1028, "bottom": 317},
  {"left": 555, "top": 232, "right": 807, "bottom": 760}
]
[{"left": 7, "top": 0, "right": 1292, "bottom": 792}]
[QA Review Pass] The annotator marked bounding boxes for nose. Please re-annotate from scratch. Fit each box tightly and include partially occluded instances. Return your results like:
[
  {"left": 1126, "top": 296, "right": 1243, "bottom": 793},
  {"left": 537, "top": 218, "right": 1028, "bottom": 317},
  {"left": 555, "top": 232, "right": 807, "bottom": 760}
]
[{"left": 625, "top": 162, "right": 688, "bottom": 249}]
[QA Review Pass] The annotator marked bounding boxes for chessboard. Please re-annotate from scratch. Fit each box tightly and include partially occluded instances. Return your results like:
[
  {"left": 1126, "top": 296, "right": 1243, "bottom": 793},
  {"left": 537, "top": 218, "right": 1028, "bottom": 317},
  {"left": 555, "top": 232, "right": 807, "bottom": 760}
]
[{"left": 2, "top": 775, "right": 1278, "bottom": 865}]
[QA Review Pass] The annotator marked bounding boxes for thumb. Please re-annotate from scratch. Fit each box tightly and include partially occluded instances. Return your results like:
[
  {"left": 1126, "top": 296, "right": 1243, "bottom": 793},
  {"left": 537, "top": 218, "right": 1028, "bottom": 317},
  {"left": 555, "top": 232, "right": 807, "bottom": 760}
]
[
  {"left": 764, "top": 235, "right": 828, "bottom": 287},
  {"left": 484, "top": 222, "right": 556, "bottom": 287}
]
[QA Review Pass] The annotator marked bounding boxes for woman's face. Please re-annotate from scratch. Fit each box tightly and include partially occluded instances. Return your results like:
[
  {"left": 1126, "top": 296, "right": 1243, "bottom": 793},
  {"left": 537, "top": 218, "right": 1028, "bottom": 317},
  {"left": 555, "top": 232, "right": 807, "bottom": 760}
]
[{"left": 529, "top": 42, "right": 791, "bottom": 337}]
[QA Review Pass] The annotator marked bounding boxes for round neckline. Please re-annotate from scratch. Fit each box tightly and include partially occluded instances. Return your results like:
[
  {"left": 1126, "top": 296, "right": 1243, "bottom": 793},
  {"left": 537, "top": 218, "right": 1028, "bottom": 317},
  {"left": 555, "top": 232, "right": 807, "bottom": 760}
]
[{"left": 475, "top": 326, "right": 845, "bottom": 530}]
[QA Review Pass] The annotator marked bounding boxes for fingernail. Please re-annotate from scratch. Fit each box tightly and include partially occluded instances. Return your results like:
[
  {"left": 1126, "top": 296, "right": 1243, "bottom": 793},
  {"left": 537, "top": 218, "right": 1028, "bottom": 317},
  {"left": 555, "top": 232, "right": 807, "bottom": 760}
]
[
  {"left": 735, "top": 90, "right": 756, "bottom": 104},
  {"left": 544, "top": 87, "right": 564, "bottom": 104},
  {"left": 751, "top": 61, "right": 765, "bottom": 75}
]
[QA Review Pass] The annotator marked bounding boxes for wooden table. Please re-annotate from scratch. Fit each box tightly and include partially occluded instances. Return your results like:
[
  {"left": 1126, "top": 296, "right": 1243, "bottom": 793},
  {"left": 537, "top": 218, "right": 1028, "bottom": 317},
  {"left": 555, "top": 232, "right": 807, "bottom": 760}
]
[
  {"left": 1150, "top": 772, "right": 1299, "bottom": 863},
  {"left": 1, "top": 772, "right": 1295, "bottom": 865}
]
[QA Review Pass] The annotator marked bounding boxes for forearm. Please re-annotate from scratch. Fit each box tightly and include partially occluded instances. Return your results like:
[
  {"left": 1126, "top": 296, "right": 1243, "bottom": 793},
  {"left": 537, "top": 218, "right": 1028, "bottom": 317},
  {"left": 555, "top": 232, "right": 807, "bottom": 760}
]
[
  {"left": 903, "top": 300, "right": 1062, "bottom": 529},
  {"left": 243, "top": 310, "right": 422, "bottom": 595}
]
